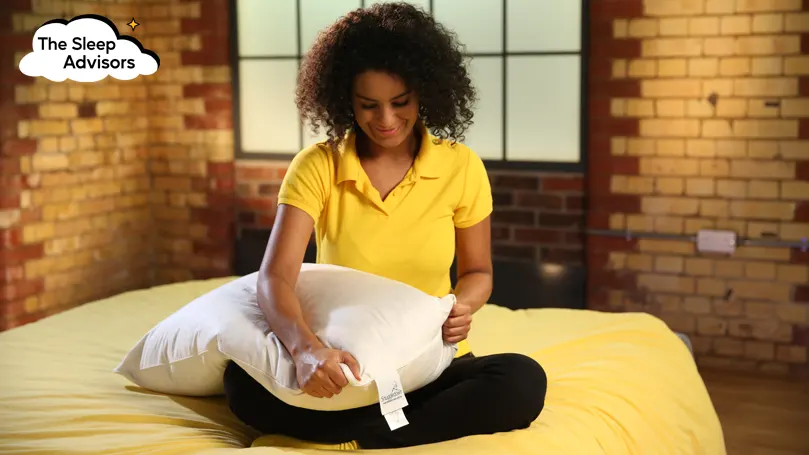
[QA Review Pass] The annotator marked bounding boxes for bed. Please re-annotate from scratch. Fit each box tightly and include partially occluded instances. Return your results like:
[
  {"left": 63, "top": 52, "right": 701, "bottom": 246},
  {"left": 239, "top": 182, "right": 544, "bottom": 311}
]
[{"left": 0, "top": 276, "right": 726, "bottom": 454}]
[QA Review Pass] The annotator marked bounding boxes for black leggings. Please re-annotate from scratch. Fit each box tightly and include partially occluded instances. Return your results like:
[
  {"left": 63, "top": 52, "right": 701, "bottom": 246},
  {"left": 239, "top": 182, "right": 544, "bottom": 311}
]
[{"left": 223, "top": 353, "right": 547, "bottom": 449}]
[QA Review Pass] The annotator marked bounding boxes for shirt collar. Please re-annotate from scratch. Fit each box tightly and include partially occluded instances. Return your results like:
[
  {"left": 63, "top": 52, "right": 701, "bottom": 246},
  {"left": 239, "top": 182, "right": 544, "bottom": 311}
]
[{"left": 336, "top": 123, "right": 444, "bottom": 184}]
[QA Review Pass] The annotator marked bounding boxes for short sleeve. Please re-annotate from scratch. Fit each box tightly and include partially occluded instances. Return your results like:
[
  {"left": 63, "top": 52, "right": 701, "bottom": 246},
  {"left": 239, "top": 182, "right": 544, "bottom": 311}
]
[
  {"left": 277, "top": 146, "right": 331, "bottom": 223},
  {"left": 453, "top": 149, "right": 493, "bottom": 229}
]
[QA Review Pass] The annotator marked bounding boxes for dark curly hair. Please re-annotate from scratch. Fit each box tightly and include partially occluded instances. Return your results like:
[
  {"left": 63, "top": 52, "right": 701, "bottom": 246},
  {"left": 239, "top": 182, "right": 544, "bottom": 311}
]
[{"left": 295, "top": 2, "right": 477, "bottom": 147}]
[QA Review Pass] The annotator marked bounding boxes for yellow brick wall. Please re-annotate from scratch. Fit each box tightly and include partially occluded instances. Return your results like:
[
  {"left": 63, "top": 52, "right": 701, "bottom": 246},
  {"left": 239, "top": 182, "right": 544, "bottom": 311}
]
[
  {"left": 604, "top": 0, "right": 809, "bottom": 376},
  {"left": 1, "top": 0, "right": 234, "bottom": 330}
]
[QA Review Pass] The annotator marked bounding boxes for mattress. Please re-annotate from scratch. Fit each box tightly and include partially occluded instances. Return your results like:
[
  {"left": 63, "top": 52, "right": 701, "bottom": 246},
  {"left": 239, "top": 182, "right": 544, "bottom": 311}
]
[{"left": 0, "top": 276, "right": 726, "bottom": 454}]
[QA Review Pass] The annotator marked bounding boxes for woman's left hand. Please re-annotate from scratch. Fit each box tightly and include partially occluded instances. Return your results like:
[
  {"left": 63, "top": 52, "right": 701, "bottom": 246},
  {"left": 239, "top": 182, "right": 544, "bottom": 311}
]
[{"left": 442, "top": 301, "right": 472, "bottom": 343}]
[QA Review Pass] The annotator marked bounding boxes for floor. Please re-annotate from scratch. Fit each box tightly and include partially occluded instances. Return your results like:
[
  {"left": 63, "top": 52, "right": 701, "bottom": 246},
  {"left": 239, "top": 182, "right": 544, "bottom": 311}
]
[{"left": 700, "top": 368, "right": 809, "bottom": 455}]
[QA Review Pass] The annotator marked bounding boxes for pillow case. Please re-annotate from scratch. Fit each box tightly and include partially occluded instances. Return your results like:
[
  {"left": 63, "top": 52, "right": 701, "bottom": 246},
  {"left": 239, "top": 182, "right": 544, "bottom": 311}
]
[{"left": 114, "top": 263, "right": 458, "bottom": 413}]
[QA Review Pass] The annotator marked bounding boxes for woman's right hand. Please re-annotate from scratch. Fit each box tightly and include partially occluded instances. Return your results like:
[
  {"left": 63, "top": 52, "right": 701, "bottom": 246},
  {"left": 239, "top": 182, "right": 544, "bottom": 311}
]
[{"left": 293, "top": 347, "right": 362, "bottom": 398}]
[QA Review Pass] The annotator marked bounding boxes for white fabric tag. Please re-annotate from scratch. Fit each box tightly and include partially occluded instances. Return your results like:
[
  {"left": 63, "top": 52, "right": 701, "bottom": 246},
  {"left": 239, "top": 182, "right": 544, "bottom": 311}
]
[
  {"left": 383, "top": 408, "right": 409, "bottom": 431},
  {"left": 374, "top": 369, "right": 408, "bottom": 416}
]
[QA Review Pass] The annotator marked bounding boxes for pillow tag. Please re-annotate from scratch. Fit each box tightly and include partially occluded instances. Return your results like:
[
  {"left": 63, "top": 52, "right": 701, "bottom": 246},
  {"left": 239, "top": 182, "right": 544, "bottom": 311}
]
[
  {"left": 373, "top": 369, "right": 409, "bottom": 430},
  {"left": 383, "top": 408, "right": 409, "bottom": 431}
]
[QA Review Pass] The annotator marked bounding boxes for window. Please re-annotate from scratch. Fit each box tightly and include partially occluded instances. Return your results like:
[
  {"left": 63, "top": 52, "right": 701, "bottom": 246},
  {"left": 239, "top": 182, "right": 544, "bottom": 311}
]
[{"left": 231, "top": 0, "right": 587, "bottom": 170}]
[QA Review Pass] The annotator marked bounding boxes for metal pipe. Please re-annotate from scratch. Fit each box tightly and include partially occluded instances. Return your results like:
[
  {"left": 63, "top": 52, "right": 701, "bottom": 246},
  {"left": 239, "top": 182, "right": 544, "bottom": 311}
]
[
  {"left": 586, "top": 229, "right": 695, "bottom": 242},
  {"left": 740, "top": 238, "right": 808, "bottom": 249},
  {"left": 584, "top": 228, "right": 809, "bottom": 252}
]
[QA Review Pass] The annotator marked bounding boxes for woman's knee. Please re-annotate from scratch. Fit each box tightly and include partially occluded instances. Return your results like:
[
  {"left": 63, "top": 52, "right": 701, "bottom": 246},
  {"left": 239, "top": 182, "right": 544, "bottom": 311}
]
[
  {"left": 493, "top": 354, "right": 548, "bottom": 423},
  {"left": 222, "top": 362, "right": 244, "bottom": 407},
  {"left": 222, "top": 361, "right": 262, "bottom": 426}
]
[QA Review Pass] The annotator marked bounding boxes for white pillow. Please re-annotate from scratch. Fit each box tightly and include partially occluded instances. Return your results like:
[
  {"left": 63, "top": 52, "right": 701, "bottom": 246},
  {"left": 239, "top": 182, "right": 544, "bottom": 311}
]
[{"left": 114, "top": 263, "right": 458, "bottom": 414}]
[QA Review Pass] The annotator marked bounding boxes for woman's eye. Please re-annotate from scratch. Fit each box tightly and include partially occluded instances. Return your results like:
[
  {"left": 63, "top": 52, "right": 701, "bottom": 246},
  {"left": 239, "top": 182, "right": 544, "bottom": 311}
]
[{"left": 360, "top": 99, "right": 408, "bottom": 110}]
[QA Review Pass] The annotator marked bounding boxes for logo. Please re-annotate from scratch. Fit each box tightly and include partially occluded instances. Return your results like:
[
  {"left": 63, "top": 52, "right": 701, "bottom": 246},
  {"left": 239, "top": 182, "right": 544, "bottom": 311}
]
[
  {"left": 380, "top": 383, "right": 403, "bottom": 405},
  {"left": 18, "top": 14, "right": 159, "bottom": 83}
]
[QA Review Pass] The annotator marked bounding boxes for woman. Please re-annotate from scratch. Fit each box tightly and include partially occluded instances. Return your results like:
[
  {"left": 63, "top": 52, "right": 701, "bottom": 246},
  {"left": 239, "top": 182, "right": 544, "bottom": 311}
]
[{"left": 223, "top": 3, "right": 547, "bottom": 449}]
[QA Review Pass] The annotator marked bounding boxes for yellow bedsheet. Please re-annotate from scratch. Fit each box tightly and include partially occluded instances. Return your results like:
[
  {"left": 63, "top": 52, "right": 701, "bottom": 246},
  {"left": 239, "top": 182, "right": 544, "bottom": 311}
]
[{"left": 0, "top": 277, "right": 725, "bottom": 455}]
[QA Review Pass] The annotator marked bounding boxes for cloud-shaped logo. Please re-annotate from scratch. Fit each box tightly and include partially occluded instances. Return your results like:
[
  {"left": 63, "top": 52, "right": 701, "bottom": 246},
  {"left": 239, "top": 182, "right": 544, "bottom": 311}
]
[{"left": 19, "top": 14, "right": 159, "bottom": 83}]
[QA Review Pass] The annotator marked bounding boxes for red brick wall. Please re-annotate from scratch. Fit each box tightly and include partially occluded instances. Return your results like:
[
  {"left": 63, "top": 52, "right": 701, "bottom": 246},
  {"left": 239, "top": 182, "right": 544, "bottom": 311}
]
[
  {"left": 586, "top": 0, "right": 646, "bottom": 313},
  {"left": 1, "top": 2, "right": 38, "bottom": 328},
  {"left": 489, "top": 171, "right": 585, "bottom": 264},
  {"left": 235, "top": 162, "right": 286, "bottom": 229}
]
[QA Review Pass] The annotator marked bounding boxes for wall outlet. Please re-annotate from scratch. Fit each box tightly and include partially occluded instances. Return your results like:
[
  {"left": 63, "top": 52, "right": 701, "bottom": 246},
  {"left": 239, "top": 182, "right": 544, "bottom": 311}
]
[{"left": 696, "top": 229, "right": 737, "bottom": 254}]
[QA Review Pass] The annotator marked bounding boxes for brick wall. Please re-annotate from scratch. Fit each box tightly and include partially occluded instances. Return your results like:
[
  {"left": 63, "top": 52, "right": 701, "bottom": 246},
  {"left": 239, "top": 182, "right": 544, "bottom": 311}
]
[
  {"left": 587, "top": 0, "right": 809, "bottom": 377},
  {"left": 0, "top": 0, "right": 235, "bottom": 330},
  {"left": 488, "top": 171, "right": 585, "bottom": 265}
]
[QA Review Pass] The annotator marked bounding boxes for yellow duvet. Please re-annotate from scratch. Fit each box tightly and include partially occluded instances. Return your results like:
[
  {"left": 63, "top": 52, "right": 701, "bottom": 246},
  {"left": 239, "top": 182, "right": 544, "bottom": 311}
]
[{"left": 0, "top": 277, "right": 725, "bottom": 455}]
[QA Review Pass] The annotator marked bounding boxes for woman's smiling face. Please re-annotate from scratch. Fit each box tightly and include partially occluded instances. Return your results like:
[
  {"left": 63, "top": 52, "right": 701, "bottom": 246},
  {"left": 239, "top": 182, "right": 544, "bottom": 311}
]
[{"left": 351, "top": 70, "right": 420, "bottom": 150}]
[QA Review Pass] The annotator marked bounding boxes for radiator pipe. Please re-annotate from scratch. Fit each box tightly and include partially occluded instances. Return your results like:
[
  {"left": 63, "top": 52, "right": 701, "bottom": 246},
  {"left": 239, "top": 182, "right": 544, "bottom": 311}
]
[{"left": 585, "top": 229, "right": 809, "bottom": 252}]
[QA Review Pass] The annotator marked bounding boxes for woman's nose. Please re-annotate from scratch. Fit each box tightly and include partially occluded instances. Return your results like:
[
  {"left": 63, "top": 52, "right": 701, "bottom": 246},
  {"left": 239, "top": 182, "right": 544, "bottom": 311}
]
[{"left": 378, "top": 105, "right": 397, "bottom": 125}]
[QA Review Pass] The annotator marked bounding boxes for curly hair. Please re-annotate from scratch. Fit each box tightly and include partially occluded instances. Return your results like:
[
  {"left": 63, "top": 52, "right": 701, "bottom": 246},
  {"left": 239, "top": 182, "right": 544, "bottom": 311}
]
[{"left": 295, "top": 2, "right": 477, "bottom": 147}]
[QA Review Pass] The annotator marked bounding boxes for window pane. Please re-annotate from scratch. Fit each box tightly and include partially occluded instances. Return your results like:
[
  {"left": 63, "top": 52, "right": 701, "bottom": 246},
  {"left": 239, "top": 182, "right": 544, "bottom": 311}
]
[
  {"left": 300, "top": 0, "right": 362, "bottom": 54},
  {"left": 462, "top": 56, "right": 502, "bottom": 160},
  {"left": 237, "top": 0, "right": 297, "bottom": 56},
  {"left": 506, "top": 56, "right": 580, "bottom": 162},
  {"left": 507, "top": 0, "right": 582, "bottom": 53},
  {"left": 432, "top": 0, "right": 502, "bottom": 54},
  {"left": 239, "top": 60, "right": 300, "bottom": 154},
  {"left": 366, "top": 0, "right": 431, "bottom": 13}
]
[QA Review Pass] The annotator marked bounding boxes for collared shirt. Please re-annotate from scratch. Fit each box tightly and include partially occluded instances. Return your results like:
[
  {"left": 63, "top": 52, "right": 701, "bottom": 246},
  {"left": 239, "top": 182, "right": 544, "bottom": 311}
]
[{"left": 277, "top": 124, "right": 493, "bottom": 357}]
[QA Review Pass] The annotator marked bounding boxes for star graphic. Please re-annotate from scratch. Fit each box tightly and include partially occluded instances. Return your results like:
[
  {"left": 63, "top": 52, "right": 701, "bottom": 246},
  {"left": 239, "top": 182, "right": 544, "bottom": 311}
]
[{"left": 127, "top": 18, "right": 140, "bottom": 31}]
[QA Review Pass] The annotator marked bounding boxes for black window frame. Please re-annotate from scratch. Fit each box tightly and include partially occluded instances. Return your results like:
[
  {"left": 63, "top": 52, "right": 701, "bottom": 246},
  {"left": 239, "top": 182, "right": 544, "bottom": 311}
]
[{"left": 229, "top": 0, "right": 589, "bottom": 172}]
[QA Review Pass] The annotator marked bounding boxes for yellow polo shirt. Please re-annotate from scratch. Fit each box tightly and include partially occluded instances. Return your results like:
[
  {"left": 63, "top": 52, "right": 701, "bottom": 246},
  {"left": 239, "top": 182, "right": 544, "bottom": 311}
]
[{"left": 277, "top": 125, "right": 493, "bottom": 358}]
